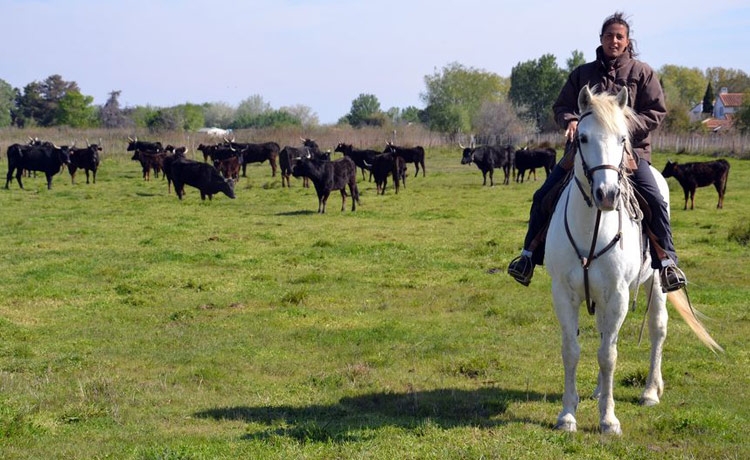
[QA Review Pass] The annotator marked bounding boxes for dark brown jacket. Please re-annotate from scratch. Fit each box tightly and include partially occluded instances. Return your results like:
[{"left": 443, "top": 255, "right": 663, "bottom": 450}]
[{"left": 553, "top": 46, "right": 666, "bottom": 163}]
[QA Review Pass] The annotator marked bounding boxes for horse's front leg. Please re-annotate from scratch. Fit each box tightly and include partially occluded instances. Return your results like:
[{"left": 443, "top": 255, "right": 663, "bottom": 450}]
[
  {"left": 596, "top": 295, "right": 629, "bottom": 435},
  {"left": 641, "top": 273, "right": 667, "bottom": 406},
  {"left": 553, "top": 286, "right": 581, "bottom": 432}
]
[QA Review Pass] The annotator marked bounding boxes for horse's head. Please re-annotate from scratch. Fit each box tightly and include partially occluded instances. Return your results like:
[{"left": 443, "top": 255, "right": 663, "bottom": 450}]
[{"left": 575, "top": 85, "right": 636, "bottom": 211}]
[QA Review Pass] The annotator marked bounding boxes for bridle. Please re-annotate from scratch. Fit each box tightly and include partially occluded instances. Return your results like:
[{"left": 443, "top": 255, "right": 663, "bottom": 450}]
[
  {"left": 572, "top": 111, "right": 626, "bottom": 207},
  {"left": 564, "top": 110, "right": 628, "bottom": 315}
]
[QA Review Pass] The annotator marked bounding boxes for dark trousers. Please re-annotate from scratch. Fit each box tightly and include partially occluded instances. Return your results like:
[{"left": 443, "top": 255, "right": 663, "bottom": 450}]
[{"left": 523, "top": 157, "right": 677, "bottom": 269}]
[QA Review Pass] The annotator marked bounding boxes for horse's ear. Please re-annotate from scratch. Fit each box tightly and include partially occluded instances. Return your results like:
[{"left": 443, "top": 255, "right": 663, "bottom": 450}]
[
  {"left": 616, "top": 86, "right": 628, "bottom": 108},
  {"left": 578, "top": 85, "right": 594, "bottom": 112}
]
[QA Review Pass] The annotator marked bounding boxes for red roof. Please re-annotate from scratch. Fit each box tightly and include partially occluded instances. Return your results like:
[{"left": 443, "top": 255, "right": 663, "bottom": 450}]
[
  {"left": 718, "top": 93, "right": 744, "bottom": 108},
  {"left": 703, "top": 117, "right": 733, "bottom": 131}
]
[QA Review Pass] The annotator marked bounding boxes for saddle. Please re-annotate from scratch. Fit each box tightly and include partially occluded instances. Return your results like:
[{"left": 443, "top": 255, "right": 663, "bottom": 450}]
[{"left": 532, "top": 143, "right": 670, "bottom": 264}]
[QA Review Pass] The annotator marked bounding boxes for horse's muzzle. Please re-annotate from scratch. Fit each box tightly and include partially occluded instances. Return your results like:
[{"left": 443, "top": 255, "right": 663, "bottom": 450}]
[{"left": 595, "top": 185, "right": 620, "bottom": 211}]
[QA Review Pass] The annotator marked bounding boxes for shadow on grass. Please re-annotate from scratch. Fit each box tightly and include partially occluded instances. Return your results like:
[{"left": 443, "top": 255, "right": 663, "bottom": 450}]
[
  {"left": 195, "top": 387, "right": 561, "bottom": 442},
  {"left": 276, "top": 210, "right": 317, "bottom": 216}
]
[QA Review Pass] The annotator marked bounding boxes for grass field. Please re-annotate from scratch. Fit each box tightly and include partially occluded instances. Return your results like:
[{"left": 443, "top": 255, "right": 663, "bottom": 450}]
[{"left": 1, "top": 142, "right": 748, "bottom": 459}]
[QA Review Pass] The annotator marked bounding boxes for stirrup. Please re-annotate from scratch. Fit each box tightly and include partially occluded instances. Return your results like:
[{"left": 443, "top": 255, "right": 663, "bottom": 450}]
[
  {"left": 660, "top": 264, "right": 686, "bottom": 293},
  {"left": 508, "top": 255, "right": 534, "bottom": 286}
]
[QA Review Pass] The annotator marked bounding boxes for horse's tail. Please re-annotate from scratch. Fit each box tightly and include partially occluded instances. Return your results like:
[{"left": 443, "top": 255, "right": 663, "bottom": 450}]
[{"left": 667, "top": 290, "right": 724, "bottom": 353}]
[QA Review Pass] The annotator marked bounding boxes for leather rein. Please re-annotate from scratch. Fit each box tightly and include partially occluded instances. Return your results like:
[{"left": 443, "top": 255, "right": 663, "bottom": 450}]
[{"left": 564, "top": 111, "right": 626, "bottom": 315}]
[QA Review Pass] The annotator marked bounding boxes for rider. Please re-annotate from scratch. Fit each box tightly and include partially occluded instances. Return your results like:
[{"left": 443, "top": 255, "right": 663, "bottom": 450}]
[{"left": 507, "top": 11, "right": 687, "bottom": 293}]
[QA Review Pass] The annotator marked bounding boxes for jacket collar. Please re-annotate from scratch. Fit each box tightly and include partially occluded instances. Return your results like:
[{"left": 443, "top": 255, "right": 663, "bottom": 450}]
[{"left": 596, "top": 45, "right": 632, "bottom": 71}]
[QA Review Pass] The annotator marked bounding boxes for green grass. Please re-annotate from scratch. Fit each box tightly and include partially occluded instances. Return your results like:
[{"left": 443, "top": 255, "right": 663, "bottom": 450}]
[{"left": 0, "top": 144, "right": 748, "bottom": 459}]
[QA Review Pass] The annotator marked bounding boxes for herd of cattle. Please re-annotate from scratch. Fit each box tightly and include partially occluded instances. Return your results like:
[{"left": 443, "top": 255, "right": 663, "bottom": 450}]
[{"left": 3, "top": 136, "right": 731, "bottom": 212}]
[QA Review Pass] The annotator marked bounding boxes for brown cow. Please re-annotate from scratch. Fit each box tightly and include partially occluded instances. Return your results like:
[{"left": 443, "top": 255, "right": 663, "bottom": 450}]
[
  {"left": 661, "top": 159, "right": 730, "bottom": 210},
  {"left": 213, "top": 155, "right": 242, "bottom": 181},
  {"left": 131, "top": 150, "right": 165, "bottom": 181}
]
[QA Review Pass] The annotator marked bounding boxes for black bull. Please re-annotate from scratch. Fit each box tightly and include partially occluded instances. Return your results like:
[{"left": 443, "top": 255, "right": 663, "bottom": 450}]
[
  {"left": 170, "top": 159, "right": 236, "bottom": 201},
  {"left": 224, "top": 141, "right": 280, "bottom": 177},
  {"left": 6, "top": 143, "right": 71, "bottom": 189},
  {"left": 383, "top": 143, "right": 426, "bottom": 177},
  {"left": 514, "top": 147, "right": 556, "bottom": 183},
  {"left": 292, "top": 156, "right": 359, "bottom": 213},
  {"left": 461, "top": 145, "right": 513, "bottom": 186}
]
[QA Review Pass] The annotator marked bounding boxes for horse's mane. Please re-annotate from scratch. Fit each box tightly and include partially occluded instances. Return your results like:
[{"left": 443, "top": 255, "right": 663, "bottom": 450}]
[
  {"left": 581, "top": 91, "right": 644, "bottom": 220},
  {"left": 582, "top": 90, "right": 643, "bottom": 140}
]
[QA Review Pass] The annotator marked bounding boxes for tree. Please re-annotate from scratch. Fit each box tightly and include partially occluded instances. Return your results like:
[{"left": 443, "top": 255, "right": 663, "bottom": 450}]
[
  {"left": 399, "top": 106, "right": 422, "bottom": 124},
  {"left": 566, "top": 50, "right": 586, "bottom": 72},
  {"left": 473, "top": 100, "right": 536, "bottom": 146},
  {"left": 14, "top": 81, "right": 46, "bottom": 127},
  {"left": 420, "top": 62, "right": 507, "bottom": 134},
  {"left": 236, "top": 95, "right": 271, "bottom": 121},
  {"left": 733, "top": 90, "right": 750, "bottom": 134},
  {"left": 256, "top": 110, "right": 302, "bottom": 128},
  {"left": 100, "top": 90, "right": 130, "bottom": 128},
  {"left": 231, "top": 108, "right": 302, "bottom": 129},
  {"left": 705, "top": 67, "right": 750, "bottom": 94},
  {"left": 14, "top": 75, "right": 83, "bottom": 127},
  {"left": 232, "top": 95, "right": 300, "bottom": 129},
  {"left": 344, "top": 93, "right": 383, "bottom": 127},
  {"left": 125, "top": 105, "right": 158, "bottom": 129},
  {"left": 661, "top": 99, "right": 692, "bottom": 133},
  {"left": 177, "top": 103, "right": 205, "bottom": 131},
  {"left": 384, "top": 107, "right": 400, "bottom": 124},
  {"left": 57, "top": 89, "right": 97, "bottom": 128},
  {"left": 144, "top": 104, "right": 205, "bottom": 132},
  {"left": 658, "top": 65, "right": 706, "bottom": 108},
  {"left": 146, "top": 107, "right": 181, "bottom": 132},
  {"left": 202, "top": 102, "right": 235, "bottom": 128},
  {"left": 0, "top": 78, "right": 15, "bottom": 127},
  {"left": 702, "top": 82, "right": 714, "bottom": 114},
  {"left": 279, "top": 104, "right": 318, "bottom": 128},
  {"left": 508, "top": 54, "right": 566, "bottom": 131},
  {"left": 383, "top": 106, "right": 424, "bottom": 125}
]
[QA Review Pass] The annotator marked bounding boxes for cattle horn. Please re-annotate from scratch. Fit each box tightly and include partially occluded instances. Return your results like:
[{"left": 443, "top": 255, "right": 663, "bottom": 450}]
[
  {"left": 458, "top": 141, "right": 465, "bottom": 149},
  {"left": 86, "top": 138, "right": 90, "bottom": 147}
]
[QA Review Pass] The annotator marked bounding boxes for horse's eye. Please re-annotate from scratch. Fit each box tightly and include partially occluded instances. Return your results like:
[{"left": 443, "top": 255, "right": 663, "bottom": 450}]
[
  {"left": 579, "top": 134, "right": 588, "bottom": 144},
  {"left": 620, "top": 136, "right": 627, "bottom": 145}
]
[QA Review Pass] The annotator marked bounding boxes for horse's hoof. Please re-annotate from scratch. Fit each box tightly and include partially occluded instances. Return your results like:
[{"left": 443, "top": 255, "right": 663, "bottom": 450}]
[
  {"left": 554, "top": 419, "right": 577, "bottom": 433},
  {"left": 600, "top": 421, "right": 622, "bottom": 436},
  {"left": 640, "top": 396, "right": 660, "bottom": 407}
]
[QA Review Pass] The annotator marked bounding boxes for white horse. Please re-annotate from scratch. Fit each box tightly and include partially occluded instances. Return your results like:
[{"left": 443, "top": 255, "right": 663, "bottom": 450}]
[{"left": 545, "top": 85, "right": 722, "bottom": 435}]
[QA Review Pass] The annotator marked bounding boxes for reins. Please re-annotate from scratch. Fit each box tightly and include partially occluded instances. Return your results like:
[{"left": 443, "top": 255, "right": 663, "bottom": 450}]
[
  {"left": 562, "top": 187, "right": 623, "bottom": 315},
  {"left": 564, "top": 110, "right": 626, "bottom": 315}
]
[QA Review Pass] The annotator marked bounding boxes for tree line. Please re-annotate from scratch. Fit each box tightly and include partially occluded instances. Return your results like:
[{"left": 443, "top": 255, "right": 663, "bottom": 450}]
[{"left": 2, "top": 53, "right": 750, "bottom": 137}]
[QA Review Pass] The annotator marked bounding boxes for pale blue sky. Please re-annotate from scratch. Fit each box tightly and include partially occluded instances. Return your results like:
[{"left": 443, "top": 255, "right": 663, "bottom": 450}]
[{"left": 2, "top": 0, "right": 748, "bottom": 123}]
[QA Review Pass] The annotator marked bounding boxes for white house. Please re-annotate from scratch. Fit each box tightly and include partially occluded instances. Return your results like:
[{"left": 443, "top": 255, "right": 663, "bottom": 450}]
[
  {"left": 197, "top": 127, "right": 232, "bottom": 137},
  {"left": 713, "top": 87, "right": 744, "bottom": 119},
  {"left": 688, "top": 102, "right": 704, "bottom": 122},
  {"left": 701, "top": 87, "right": 744, "bottom": 132}
]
